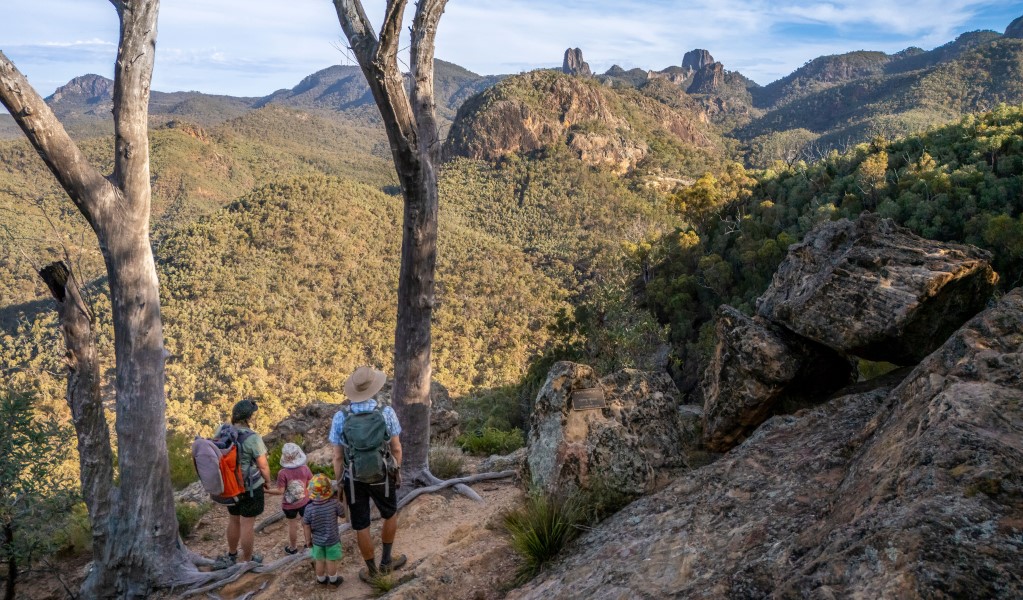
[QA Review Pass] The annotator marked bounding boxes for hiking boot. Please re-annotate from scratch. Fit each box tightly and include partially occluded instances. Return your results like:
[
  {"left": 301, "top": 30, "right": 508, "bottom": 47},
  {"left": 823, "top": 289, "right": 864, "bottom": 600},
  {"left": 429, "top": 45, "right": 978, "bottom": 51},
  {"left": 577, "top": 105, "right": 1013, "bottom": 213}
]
[
  {"left": 212, "top": 553, "right": 237, "bottom": 570},
  {"left": 379, "top": 554, "right": 407, "bottom": 574},
  {"left": 358, "top": 567, "right": 377, "bottom": 584},
  {"left": 249, "top": 553, "right": 263, "bottom": 564}
]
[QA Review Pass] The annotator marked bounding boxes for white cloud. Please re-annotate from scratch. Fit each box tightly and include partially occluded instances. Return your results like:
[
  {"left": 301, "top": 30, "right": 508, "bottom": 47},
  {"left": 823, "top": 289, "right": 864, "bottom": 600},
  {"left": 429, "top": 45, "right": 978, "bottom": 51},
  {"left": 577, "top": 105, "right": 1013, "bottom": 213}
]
[{"left": 1, "top": 0, "right": 1021, "bottom": 95}]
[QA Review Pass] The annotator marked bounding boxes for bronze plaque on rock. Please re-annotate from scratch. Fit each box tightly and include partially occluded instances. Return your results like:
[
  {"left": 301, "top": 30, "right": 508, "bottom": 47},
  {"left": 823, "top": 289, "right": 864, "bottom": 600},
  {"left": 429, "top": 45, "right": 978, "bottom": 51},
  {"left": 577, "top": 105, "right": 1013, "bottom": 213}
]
[{"left": 572, "top": 387, "right": 607, "bottom": 410}]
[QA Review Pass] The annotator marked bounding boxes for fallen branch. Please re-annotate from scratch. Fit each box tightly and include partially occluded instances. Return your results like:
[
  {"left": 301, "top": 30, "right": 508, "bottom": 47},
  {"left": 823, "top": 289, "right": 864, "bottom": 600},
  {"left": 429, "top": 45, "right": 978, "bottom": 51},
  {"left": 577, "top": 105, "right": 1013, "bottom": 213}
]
[
  {"left": 399, "top": 470, "right": 516, "bottom": 509},
  {"left": 255, "top": 470, "right": 516, "bottom": 532}
]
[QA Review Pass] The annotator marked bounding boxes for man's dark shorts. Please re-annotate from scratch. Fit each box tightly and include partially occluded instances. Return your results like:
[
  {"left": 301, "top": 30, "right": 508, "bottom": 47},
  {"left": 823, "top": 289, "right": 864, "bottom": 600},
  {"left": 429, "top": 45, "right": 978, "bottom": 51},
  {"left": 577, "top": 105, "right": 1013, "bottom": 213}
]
[
  {"left": 283, "top": 503, "right": 307, "bottom": 520},
  {"left": 344, "top": 477, "right": 397, "bottom": 531},
  {"left": 227, "top": 486, "right": 265, "bottom": 518}
]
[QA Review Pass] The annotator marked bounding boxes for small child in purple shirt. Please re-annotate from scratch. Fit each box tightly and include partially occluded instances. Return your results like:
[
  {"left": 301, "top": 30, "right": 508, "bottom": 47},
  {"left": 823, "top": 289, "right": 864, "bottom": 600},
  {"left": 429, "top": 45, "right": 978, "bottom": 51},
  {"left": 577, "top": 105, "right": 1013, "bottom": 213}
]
[
  {"left": 274, "top": 443, "right": 313, "bottom": 555},
  {"left": 304, "top": 473, "right": 345, "bottom": 586}
]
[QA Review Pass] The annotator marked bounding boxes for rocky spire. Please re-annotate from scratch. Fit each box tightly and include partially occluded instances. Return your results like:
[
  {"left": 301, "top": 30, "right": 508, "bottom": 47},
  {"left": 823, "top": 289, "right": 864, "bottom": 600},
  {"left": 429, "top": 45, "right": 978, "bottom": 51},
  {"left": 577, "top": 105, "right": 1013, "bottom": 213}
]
[
  {"left": 562, "top": 48, "right": 592, "bottom": 77},
  {"left": 682, "top": 49, "right": 715, "bottom": 74}
]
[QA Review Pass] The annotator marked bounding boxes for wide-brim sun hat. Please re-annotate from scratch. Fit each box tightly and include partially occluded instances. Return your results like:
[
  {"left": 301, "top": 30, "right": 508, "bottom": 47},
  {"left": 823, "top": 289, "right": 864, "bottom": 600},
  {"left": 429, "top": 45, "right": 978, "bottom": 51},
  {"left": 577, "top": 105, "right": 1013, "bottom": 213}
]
[
  {"left": 308, "top": 473, "right": 333, "bottom": 501},
  {"left": 344, "top": 366, "right": 387, "bottom": 403},
  {"left": 280, "top": 442, "right": 307, "bottom": 469}
]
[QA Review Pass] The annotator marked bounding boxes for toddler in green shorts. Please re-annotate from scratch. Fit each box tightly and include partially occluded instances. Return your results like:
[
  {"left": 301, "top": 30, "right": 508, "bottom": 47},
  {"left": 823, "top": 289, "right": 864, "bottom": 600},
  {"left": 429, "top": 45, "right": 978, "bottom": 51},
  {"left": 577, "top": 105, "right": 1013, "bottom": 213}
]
[{"left": 303, "top": 473, "right": 345, "bottom": 585}]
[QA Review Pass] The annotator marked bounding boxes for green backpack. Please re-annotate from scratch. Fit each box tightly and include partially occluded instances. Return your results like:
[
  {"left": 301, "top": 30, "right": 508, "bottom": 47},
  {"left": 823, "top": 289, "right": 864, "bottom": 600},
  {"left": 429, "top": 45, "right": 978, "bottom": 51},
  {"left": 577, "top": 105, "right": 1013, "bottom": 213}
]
[{"left": 341, "top": 406, "right": 391, "bottom": 486}]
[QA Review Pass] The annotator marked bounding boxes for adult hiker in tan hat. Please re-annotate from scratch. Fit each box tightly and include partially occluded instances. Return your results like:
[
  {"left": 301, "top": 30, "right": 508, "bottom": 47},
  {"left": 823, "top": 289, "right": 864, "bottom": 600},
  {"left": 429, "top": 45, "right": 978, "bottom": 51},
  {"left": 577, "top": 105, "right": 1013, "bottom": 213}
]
[{"left": 329, "top": 366, "right": 406, "bottom": 582}]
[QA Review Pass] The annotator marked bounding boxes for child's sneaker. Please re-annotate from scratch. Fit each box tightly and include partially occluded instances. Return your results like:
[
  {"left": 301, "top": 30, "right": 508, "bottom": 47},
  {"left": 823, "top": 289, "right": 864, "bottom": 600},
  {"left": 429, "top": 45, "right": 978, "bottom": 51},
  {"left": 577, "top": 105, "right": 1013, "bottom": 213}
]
[{"left": 284, "top": 546, "right": 298, "bottom": 555}]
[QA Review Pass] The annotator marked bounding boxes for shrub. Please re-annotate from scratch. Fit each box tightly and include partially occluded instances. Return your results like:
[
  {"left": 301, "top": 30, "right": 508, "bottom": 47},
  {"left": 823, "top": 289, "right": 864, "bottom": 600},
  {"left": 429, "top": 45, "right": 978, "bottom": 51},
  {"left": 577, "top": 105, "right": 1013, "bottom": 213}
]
[
  {"left": 503, "top": 492, "right": 582, "bottom": 585},
  {"left": 267, "top": 434, "right": 305, "bottom": 479},
  {"left": 308, "top": 462, "right": 335, "bottom": 480},
  {"left": 429, "top": 445, "right": 465, "bottom": 479},
  {"left": 167, "top": 431, "right": 198, "bottom": 490},
  {"left": 456, "top": 427, "right": 524, "bottom": 456},
  {"left": 176, "top": 502, "right": 209, "bottom": 538},
  {"left": 54, "top": 503, "right": 92, "bottom": 558}
]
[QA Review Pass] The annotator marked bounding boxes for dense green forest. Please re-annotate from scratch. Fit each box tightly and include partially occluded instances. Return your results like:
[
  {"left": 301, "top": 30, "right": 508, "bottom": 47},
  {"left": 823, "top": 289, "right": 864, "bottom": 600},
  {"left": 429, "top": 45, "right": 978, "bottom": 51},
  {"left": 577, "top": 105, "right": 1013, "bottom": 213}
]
[
  {"left": 3, "top": 18, "right": 1023, "bottom": 567},
  {"left": 642, "top": 104, "right": 1023, "bottom": 388}
]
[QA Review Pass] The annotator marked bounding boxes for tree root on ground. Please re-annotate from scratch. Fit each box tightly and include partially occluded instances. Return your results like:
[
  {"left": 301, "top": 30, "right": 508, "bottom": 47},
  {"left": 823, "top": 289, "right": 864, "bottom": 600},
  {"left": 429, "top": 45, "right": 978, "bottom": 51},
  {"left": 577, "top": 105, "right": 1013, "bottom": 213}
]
[
  {"left": 255, "top": 469, "right": 517, "bottom": 533},
  {"left": 402, "top": 470, "right": 516, "bottom": 508}
]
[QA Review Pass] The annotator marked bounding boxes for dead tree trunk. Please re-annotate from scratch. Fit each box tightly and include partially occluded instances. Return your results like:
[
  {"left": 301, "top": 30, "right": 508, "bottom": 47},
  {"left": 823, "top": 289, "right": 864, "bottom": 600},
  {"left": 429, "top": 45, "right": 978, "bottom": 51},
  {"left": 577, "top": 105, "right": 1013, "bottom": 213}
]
[
  {"left": 38, "top": 262, "right": 114, "bottom": 557},
  {"left": 1, "top": 1, "right": 191, "bottom": 596},
  {"left": 333, "top": 0, "right": 449, "bottom": 489}
]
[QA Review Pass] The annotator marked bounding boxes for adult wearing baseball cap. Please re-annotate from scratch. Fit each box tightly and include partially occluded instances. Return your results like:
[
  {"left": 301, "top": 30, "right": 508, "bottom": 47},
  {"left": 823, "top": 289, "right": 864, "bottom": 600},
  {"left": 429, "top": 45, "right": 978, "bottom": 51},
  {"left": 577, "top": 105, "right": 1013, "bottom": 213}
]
[{"left": 330, "top": 366, "right": 406, "bottom": 581}]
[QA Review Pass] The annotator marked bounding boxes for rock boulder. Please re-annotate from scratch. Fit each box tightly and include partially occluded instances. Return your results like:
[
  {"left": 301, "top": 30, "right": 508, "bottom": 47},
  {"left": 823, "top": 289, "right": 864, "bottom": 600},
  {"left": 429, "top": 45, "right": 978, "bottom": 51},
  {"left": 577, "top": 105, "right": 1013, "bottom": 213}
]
[
  {"left": 1005, "top": 15, "right": 1023, "bottom": 39},
  {"left": 757, "top": 213, "right": 997, "bottom": 364},
  {"left": 527, "top": 362, "right": 700, "bottom": 494},
  {"left": 702, "top": 305, "right": 855, "bottom": 452},
  {"left": 263, "top": 380, "right": 460, "bottom": 452},
  {"left": 510, "top": 288, "right": 1023, "bottom": 599}
]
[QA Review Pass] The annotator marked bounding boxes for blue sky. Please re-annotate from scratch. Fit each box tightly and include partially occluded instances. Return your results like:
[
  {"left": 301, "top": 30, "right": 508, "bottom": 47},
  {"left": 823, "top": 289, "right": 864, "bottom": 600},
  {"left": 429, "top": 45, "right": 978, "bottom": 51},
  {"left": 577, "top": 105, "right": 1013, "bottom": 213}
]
[{"left": 2, "top": 1, "right": 1022, "bottom": 97}]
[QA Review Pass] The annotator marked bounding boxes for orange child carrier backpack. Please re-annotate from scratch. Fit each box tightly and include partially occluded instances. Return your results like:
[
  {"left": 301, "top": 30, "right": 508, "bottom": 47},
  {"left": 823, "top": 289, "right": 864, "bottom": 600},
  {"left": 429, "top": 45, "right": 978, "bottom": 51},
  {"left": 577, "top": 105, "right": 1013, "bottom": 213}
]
[{"left": 191, "top": 424, "right": 256, "bottom": 505}]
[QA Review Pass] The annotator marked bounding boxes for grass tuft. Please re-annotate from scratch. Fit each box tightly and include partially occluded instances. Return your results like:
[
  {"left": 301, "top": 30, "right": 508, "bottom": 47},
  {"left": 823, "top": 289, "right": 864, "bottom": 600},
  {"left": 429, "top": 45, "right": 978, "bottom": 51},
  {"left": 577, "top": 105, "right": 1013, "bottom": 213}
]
[
  {"left": 429, "top": 445, "right": 466, "bottom": 479},
  {"left": 502, "top": 492, "right": 582, "bottom": 585}
]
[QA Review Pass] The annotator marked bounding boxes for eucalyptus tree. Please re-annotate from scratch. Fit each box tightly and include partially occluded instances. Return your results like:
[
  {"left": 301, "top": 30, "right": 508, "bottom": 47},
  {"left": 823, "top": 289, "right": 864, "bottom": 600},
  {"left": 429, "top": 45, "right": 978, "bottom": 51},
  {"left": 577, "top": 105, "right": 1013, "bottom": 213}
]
[
  {"left": 331, "top": 0, "right": 455, "bottom": 490},
  {"left": 0, "top": 1, "right": 193, "bottom": 595}
]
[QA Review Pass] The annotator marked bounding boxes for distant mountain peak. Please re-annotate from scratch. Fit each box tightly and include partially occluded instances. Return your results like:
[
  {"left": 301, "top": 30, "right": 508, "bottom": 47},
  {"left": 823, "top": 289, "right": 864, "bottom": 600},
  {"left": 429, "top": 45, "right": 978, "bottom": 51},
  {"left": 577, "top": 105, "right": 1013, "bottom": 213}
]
[{"left": 47, "top": 74, "right": 113, "bottom": 104}]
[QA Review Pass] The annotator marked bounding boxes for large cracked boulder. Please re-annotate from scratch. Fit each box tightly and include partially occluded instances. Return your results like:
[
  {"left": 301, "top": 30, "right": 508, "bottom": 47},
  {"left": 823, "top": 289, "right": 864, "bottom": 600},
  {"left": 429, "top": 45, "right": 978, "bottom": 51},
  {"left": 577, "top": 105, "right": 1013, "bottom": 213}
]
[
  {"left": 757, "top": 213, "right": 998, "bottom": 364},
  {"left": 527, "top": 362, "right": 700, "bottom": 495},
  {"left": 702, "top": 305, "right": 855, "bottom": 451},
  {"left": 509, "top": 289, "right": 1023, "bottom": 599}
]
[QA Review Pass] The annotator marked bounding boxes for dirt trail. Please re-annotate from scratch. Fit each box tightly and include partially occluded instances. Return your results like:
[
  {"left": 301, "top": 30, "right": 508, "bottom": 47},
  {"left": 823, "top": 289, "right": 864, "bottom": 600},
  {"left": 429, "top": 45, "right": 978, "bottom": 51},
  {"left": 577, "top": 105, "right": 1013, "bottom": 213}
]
[
  {"left": 177, "top": 474, "right": 523, "bottom": 599},
  {"left": 18, "top": 473, "right": 523, "bottom": 600}
]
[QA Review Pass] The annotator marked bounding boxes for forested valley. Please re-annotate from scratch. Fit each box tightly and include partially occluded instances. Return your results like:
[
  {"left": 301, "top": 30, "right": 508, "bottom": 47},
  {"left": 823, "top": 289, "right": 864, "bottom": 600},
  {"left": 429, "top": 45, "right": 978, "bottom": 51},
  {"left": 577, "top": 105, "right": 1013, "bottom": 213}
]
[{"left": 2, "top": 12, "right": 1023, "bottom": 598}]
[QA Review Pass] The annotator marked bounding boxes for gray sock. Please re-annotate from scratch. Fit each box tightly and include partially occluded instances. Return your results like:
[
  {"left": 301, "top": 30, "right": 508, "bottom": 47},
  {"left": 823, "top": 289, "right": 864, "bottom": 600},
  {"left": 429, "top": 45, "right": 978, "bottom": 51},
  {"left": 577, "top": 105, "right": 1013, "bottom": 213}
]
[
  {"left": 365, "top": 558, "right": 377, "bottom": 574},
  {"left": 317, "top": 575, "right": 327, "bottom": 583}
]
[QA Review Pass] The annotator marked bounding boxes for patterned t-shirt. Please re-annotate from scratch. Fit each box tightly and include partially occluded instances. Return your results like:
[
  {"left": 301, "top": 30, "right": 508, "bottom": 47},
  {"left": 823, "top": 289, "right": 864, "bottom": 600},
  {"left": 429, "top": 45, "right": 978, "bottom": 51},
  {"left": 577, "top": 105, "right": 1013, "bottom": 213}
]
[
  {"left": 303, "top": 499, "right": 345, "bottom": 547},
  {"left": 276, "top": 465, "right": 313, "bottom": 511}
]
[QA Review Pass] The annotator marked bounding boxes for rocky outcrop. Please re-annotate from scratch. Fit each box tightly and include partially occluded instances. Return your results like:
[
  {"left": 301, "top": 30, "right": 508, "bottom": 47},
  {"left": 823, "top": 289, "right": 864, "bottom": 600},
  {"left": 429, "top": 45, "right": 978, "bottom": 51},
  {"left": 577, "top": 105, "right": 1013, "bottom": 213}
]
[
  {"left": 527, "top": 362, "right": 700, "bottom": 495},
  {"left": 757, "top": 213, "right": 997, "bottom": 364},
  {"left": 702, "top": 305, "right": 855, "bottom": 451},
  {"left": 47, "top": 74, "right": 114, "bottom": 112},
  {"left": 1004, "top": 15, "right": 1023, "bottom": 38},
  {"left": 566, "top": 130, "right": 647, "bottom": 175},
  {"left": 562, "top": 48, "right": 591, "bottom": 77},
  {"left": 511, "top": 288, "right": 1023, "bottom": 599},
  {"left": 444, "top": 70, "right": 715, "bottom": 171},
  {"left": 689, "top": 62, "right": 726, "bottom": 93},
  {"left": 682, "top": 49, "right": 715, "bottom": 74}
]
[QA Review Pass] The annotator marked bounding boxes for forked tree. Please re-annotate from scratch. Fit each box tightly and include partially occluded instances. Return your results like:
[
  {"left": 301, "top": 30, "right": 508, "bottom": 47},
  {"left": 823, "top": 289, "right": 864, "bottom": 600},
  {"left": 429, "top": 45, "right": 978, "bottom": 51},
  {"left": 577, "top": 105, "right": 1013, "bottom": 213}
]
[
  {"left": 0, "top": 1, "right": 220, "bottom": 596},
  {"left": 332, "top": 0, "right": 455, "bottom": 490}
]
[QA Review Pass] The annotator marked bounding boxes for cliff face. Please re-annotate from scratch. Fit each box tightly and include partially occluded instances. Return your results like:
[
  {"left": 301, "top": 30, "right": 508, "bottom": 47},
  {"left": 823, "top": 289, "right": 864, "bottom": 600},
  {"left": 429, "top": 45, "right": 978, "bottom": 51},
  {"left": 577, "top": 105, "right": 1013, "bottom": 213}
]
[
  {"left": 511, "top": 288, "right": 1023, "bottom": 599},
  {"left": 443, "top": 70, "right": 715, "bottom": 174}
]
